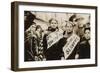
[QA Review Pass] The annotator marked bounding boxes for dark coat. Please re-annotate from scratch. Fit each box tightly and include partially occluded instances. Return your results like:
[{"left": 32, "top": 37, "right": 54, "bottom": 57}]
[
  {"left": 43, "top": 34, "right": 61, "bottom": 60},
  {"left": 24, "top": 36, "right": 37, "bottom": 61},
  {"left": 43, "top": 36, "right": 79, "bottom": 60},
  {"left": 79, "top": 40, "right": 90, "bottom": 59},
  {"left": 58, "top": 37, "right": 79, "bottom": 59}
]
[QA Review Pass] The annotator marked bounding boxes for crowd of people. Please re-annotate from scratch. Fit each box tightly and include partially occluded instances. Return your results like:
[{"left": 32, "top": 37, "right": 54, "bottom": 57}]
[{"left": 24, "top": 11, "right": 90, "bottom": 61}]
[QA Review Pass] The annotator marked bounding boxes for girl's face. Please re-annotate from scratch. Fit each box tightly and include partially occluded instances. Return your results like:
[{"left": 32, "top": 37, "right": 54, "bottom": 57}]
[
  {"left": 37, "top": 28, "right": 41, "bottom": 32},
  {"left": 50, "top": 20, "right": 58, "bottom": 29},
  {"left": 37, "top": 26, "right": 42, "bottom": 32},
  {"left": 30, "top": 24, "right": 36, "bottom": 32}
]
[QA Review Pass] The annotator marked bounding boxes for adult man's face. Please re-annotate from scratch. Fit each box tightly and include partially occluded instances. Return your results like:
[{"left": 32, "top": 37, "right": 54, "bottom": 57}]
[
  {"left": 50, "top": 20, "right": 58, "bottom": 29},
  {"left": 84, "top": 29, "right": 90, "bottom": 40},
  {"left": 66, "top": 23, "right": 73, "bottom": 34}
]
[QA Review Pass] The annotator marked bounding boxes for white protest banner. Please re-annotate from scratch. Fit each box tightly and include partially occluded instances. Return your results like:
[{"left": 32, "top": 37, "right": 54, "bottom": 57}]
[
  {"left": 63, "top": 34, "right": 80, "bottom": 59},
  {"left": 47, "top": 29, "right": 63, "bottom": 48}
]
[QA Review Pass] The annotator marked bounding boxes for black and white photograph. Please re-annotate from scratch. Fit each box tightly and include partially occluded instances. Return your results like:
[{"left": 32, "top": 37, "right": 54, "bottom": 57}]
[
  {"left": 11, "top": 2, "right": 97, "bottom": 71},
  {"left": 24, "top": 11, "right": 91, "bottom": 61}
]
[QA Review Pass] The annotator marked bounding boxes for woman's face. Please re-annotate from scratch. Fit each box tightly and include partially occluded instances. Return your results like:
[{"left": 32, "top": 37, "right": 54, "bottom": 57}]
[
  {"left": 66, "top": 23, "right": 73, "bottom": 34},
  {"left": 61, "top": 22, "right": 66, "bottom": 31},
  {"left": 84, "top": 29, "right": 90, "bottom": 40}
]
